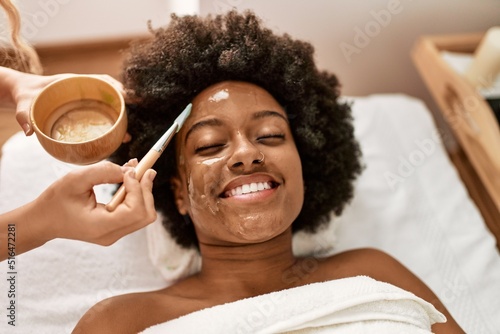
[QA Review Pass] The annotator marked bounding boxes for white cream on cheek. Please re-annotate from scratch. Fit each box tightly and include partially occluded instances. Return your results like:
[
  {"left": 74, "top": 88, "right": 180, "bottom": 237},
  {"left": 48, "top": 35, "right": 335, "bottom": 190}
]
[
  {"left": 187, "top": 172, "right": 194, "bottom": 200},
  {"left": 187, "top": 156, "right": 227, "bottom": 217},
  {"left": 201, "top": 170, "right": 220, "bottom": 215},
  {"left": 200, "top": 156, "right": 224, "bottom": 166}
]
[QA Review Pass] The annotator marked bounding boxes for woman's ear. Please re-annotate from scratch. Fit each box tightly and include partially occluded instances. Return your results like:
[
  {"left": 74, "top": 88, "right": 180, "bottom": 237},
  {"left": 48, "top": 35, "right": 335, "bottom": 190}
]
[{"left": 170, "top": 176, "right": 188, "bottom": 215}]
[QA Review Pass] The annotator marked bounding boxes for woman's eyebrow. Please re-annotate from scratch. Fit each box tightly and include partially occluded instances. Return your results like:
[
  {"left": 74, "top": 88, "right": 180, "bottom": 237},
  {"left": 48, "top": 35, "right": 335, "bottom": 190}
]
[
  {"left": 252, "top": 110, "right": 289, "bottom": 123},
  {"left": 184, "top": 118, "right": 223, "bottom": 144}
]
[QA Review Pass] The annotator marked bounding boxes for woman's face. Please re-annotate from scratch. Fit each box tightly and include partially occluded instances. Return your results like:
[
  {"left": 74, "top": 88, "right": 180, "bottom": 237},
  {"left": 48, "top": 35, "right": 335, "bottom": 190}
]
[{"left": 173, "top": 81, "right": 304, "bottom": 245}]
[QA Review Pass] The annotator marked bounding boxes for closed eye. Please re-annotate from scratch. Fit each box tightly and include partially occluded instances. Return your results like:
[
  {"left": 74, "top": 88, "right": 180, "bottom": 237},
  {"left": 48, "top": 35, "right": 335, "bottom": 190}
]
[
  {"left": 195, "top": 143, "right": 226, "bottom": 155},
  {"left": 257, "top": 133, "right": 285, "bottom": 144}
]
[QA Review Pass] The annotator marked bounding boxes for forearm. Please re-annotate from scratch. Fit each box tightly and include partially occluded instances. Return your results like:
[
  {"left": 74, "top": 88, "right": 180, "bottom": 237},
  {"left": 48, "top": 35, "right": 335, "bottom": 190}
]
[
  {"left": 0, "top": 66, "right": 21, "bottom": 106},
  {"left": 0, "top": 201, "right": 53, "bottom": 261},
  {"left": 0, "top": 161, "right": 156, "bottom": 261}
]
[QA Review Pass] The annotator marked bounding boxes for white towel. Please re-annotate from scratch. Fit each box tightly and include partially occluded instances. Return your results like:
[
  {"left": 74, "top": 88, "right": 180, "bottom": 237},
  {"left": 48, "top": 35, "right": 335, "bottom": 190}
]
[{"left": 141, "top": 276, "right": 446, "bottom": 334}]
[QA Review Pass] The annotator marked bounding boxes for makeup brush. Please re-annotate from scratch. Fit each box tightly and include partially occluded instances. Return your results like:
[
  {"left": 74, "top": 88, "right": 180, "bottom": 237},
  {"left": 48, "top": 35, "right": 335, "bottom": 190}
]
[{"left": 105, "top": 103, "right": 192, "bottom": 212}]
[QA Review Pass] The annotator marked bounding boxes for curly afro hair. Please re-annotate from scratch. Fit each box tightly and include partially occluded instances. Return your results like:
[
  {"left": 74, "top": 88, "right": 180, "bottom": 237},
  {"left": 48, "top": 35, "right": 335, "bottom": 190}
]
[{"left": 111, "top": 10, "right": 363, "bottom": 249}]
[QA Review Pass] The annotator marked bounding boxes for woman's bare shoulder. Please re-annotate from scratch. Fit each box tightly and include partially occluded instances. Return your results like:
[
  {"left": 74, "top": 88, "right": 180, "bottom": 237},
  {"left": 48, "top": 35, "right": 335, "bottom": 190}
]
[
  {"left": 314, "top": 247, "right": 404, "bottom": 279},
  {"left": 72, "top": 289, "right": 181, "bottom": 334},
  {"left": 323, "top": 247, "right": 441, "bottom": 289}
]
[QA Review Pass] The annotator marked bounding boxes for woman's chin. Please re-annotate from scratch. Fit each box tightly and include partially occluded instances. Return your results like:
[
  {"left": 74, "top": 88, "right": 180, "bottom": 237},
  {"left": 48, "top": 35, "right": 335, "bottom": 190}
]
[{"left": 230, "top": 222, "right": 290, "bottom": 244}]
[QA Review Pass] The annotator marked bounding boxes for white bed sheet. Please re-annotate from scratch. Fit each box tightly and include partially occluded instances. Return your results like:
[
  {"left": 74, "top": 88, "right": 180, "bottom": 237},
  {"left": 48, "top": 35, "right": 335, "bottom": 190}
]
[
  {"left": 334, "top": 95, "right": 500, "bottom": 333},
  {"left": 0, "top": 94, "right": 499, "bottom": 333}
]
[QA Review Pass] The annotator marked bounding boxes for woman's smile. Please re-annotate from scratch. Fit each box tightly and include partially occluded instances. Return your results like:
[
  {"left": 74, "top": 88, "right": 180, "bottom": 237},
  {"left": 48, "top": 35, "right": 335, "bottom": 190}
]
[{"left": 220, "top": 173, "right": 280, "bottom": 200}]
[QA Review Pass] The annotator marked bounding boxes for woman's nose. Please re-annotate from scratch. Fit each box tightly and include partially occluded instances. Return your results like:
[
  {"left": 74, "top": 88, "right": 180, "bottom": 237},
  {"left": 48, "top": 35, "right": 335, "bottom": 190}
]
[{"left": 227, "top": 137, "right": 264, "bottom": 171}]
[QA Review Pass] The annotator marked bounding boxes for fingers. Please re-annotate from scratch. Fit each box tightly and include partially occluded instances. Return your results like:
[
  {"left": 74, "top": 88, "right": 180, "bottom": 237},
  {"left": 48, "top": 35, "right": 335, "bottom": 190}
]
[
  {"left": 93, "top": 169, "right": 157, "bottom": 245},
  {"left": 63, "top": 159, "right": 140, "bottom": 196},
  {"left": 124, "top": 158, "right": 138, "bottom": 168},
  {"left": 140, "top": 169, "right": 157, "bottom": 219},
  {"left": 55, "top": 163, "right": 156, "bottom": 246},
  {"left": 120, "top": 169, "right": 142, "bottom": 208},
  {"left": 13, "top": 73, "right": 75, "bottom": 136},
  {"left": 15, "top": 105, "right": 33, "bottom": 136},
  {"left": 66, "top": 161, "right": 129, "bottom": 193},
  {"left": 120, "top": 168, "right": 156, "bottom": 216},
  {"left": 49, "top": 154, "right": 155, "bottom": 246}
]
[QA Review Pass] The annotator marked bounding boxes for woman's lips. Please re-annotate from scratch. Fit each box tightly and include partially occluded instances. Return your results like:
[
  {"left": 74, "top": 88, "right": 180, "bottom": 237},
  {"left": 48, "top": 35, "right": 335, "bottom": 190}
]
[
  {"left": 219, "top": 174, "right": 280, "bottom": 199},
  {"left": 222, "top": 181, "right": 277, "bottom": 198}
]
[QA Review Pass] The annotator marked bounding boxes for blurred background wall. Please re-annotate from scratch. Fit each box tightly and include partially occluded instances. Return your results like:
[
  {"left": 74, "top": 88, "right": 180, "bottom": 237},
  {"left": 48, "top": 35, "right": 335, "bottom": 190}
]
[{"left": 1, "top": 0, "right": 499, "bottom": 106}]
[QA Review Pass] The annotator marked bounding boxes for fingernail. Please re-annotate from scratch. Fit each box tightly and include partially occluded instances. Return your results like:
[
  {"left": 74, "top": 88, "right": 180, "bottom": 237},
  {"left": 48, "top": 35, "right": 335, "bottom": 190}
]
[
  {"left": 149, "top": 170, "right": 157, "bottom": 181},
  {"left": 22, "top": 123, "right": 31, "bottom": 135},
  {"left": 123, "top": 158, "right": 138, "bottom": 167},
  {"left": 127, "top": 169, "right": 136, "bottom": 179}
]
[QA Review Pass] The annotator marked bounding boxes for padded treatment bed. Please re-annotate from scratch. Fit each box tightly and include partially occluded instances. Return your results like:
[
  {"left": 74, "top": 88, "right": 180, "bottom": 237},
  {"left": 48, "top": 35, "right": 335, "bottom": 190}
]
[{"left": 0, "top": 94, "right": 499, "bottom": 333}]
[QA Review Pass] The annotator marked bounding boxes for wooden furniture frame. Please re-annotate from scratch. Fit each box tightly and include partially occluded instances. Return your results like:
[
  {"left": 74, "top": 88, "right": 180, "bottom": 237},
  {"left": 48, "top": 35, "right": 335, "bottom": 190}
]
[{"left": 412, "top": 32, "right": 500, "bottom": 247}]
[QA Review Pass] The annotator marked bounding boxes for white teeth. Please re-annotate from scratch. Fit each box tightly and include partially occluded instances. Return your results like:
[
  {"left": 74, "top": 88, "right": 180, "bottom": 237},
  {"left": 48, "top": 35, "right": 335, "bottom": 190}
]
[{"left": 226, "top": 182, "right": 273, "bottom": 197}]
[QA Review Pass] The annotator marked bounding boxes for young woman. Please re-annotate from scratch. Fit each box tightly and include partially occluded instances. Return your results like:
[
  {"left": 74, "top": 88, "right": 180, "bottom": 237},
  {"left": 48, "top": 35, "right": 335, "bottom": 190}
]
[
  {"left": 71, "top": 11, "right": 463, "bottom": 333},
  {"left": 1, "top": 1, "right": 463, "bottom": 331}
]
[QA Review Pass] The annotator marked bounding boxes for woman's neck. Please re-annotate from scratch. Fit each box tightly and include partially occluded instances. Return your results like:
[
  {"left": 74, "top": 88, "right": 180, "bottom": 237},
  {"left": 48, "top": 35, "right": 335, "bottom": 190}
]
[{"left": 195, "top": 228, "right": 298, "bottom": 298}]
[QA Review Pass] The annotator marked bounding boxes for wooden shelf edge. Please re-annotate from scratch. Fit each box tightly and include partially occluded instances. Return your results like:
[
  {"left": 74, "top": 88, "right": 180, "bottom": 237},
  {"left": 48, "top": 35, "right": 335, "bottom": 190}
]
[{"left": 411, "top": 34, "right": 500, "bottom": 247}]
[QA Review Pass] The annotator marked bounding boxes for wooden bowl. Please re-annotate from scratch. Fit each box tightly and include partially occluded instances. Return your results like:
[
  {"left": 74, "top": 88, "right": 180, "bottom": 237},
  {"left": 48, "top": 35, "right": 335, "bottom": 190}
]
[{"left": 30, "top": 75, "right": 126, "bottom": 165}]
